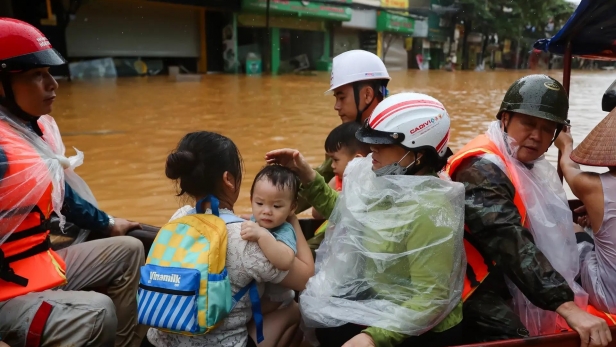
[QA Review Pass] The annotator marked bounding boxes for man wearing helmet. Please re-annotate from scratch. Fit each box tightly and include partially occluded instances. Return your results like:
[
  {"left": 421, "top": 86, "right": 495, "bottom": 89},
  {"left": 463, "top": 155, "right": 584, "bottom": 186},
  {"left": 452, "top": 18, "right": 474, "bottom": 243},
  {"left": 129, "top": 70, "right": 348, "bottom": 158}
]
[
  {"left": 299, "top": 50, "right": 390, "bottom": 212},
  {"left": 0, "top": 19, "right": 144, "bottom": 347},
  {"left": 445, "top": 74, "right": 612, "bottom": 346}
]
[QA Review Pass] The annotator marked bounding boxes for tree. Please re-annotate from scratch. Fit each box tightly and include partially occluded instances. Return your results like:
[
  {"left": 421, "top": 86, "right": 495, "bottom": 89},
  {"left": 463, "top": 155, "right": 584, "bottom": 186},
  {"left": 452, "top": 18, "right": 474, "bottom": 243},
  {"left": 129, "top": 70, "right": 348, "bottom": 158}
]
[{"left": 451, "top": 0, "right": 575, "bottom": 68}]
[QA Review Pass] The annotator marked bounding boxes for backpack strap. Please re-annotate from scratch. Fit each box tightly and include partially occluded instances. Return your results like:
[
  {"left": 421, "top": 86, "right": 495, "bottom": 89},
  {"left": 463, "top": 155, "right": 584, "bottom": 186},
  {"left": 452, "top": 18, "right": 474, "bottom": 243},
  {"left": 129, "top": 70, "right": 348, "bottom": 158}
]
[
  {"left": 232, "top": 281, "right": 264, "bottom": 343},
  {"left": 219, "top": 214, "right": 245, "bottom": 225},
  {"left": 196, "top": 195, "right": 220, "bottom": 215}
]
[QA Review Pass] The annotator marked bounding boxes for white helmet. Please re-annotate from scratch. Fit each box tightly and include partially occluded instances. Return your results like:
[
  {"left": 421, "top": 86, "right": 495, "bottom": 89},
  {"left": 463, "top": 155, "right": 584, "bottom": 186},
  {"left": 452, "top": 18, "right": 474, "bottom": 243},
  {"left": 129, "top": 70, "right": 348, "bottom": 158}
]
[
  {"left": 356, "top": 92, "right": 451, "bottom": 158},
  {"left": 326, "top": 50, "right": 391, "bottom": 94}
]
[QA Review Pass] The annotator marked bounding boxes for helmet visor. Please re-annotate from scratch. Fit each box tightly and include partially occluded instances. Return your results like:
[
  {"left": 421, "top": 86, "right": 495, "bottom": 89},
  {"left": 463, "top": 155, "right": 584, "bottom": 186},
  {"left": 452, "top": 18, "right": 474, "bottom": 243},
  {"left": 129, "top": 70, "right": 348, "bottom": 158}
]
[
  {"left": 355, "top": 120, "right": 405, "bottom": 145},
  {"left": 1, "top": 48, "right": 67, "bottom": 72}
]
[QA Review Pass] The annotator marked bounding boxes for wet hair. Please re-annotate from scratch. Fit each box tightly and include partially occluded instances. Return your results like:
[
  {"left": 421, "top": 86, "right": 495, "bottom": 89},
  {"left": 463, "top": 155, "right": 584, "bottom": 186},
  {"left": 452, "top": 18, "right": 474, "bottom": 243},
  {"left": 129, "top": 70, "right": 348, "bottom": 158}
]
[
  {"left": 250, "top": 165, "right": 300, "bottom": 202},
  {"left": 325, "top": 122, "right": 371, "bottom": 156},
  {"left": 165, "top": 131, "right": 243, "bottom": 199}
]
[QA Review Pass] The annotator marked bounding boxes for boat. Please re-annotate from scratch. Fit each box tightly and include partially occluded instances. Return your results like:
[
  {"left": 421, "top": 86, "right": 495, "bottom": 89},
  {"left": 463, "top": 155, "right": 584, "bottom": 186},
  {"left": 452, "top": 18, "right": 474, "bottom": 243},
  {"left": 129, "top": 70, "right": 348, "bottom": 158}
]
[{"left": 48, "top": 0, "right": 616, "bottom": 345}]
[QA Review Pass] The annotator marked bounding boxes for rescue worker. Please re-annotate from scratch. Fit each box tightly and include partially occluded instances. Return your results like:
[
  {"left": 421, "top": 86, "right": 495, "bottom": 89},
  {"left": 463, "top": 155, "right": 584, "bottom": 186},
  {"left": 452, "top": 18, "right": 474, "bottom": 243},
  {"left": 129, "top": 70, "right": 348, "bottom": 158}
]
[
  {"left": 0, "top": 18, "right": 144, "bottom": 347},
  {"left": 297, "top": 50, "right": 390, "bottom": 212},
  {"left": 445, "top": 74, "right": 612, "bottom": 347}
]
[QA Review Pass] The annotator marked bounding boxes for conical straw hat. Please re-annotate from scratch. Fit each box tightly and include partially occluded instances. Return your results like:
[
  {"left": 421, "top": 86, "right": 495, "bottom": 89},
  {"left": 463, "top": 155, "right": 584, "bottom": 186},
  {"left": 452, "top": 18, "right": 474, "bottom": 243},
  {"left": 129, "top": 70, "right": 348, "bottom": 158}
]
[{"left": 571, "top": 109, "right": 616, "bottom": 166}]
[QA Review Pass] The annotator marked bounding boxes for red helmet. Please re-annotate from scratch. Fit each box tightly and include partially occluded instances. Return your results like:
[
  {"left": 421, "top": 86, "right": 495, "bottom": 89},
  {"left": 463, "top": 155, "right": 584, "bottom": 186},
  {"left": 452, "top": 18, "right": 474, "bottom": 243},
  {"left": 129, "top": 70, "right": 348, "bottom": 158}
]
[{"left": 0, "top": 18, "right": 66, "bottom": 72}]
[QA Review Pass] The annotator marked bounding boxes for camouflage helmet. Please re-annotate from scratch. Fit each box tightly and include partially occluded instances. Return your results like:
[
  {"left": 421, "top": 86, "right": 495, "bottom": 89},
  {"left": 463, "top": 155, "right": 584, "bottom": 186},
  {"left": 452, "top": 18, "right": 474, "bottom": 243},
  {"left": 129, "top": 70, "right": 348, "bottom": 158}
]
[{"left": 497, "top": 74, "right": 569, "bottom": 125}]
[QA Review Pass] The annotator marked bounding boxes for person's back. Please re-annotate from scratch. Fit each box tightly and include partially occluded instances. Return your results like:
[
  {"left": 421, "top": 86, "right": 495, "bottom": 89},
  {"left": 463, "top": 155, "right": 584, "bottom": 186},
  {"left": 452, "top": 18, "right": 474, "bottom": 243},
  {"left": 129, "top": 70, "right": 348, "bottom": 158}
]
[
  {"left": 147, "top": 132, "right": 313, "bottom": 347},
  {"left": 580, "top": 172, "right": 616, "bottom": 313},
  {"left": 556, "top": 109, "right": 616, "bottom": 315},
  {"left": 148, "top": 204, "right": 287, "bottom": 347}
]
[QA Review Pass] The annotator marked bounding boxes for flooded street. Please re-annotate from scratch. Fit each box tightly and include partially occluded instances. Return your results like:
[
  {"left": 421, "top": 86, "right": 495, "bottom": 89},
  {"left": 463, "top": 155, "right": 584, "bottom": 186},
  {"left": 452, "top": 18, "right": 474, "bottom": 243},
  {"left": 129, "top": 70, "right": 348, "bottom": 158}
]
[{"left": 53, "top": 70, "right": 616, "bottom": 226}]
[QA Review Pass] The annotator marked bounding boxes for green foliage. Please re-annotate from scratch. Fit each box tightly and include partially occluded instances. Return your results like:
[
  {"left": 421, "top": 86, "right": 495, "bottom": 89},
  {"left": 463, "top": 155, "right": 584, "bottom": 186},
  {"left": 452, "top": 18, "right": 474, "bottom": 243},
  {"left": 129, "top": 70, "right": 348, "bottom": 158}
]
[{"left": 454, "top": 0, "right": 576, "bottom": 39}]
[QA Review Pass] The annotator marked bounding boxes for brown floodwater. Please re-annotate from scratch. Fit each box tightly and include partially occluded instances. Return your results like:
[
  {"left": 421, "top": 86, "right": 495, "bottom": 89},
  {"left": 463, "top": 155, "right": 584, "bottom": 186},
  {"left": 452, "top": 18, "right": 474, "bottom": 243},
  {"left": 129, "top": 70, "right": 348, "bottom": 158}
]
[{"left": 53, "top": 70, "right": 616, "bottom": 226}]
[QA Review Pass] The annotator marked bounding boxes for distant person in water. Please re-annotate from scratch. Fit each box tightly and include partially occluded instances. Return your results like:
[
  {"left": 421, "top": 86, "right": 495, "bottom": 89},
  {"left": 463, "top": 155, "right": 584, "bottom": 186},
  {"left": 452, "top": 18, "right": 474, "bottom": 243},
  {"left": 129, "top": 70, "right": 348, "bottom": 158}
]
[
  {"left": 556, "top": 109, "right": 616, "bottom": 315},
  {"left": 296, "top": 50, "right": 390, "bottom": 213}
]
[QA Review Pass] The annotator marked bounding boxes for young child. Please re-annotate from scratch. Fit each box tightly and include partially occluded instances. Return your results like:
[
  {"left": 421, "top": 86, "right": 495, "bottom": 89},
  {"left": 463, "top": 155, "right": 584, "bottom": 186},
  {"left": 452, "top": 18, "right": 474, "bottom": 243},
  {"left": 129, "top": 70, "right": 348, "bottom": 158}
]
[
  {"left": 312, "top": 122, "right": 371, "bottom": 219},
  {"left": 240, "top": 165, "right": 300, "bottom": 309}
]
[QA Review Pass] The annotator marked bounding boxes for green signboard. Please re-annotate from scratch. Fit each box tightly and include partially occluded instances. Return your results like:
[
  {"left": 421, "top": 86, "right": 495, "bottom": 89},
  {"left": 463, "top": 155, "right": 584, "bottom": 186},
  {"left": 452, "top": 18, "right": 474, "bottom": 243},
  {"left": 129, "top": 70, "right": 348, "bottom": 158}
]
[
  {"left": 377, "top": 11, "right": 415, "bottom": 35},
  {"left": 427, "top": 13, "right": 450, "bottom": 42},
  {"left": 241, "top": 0, "right": 352, "bottom": 21}
]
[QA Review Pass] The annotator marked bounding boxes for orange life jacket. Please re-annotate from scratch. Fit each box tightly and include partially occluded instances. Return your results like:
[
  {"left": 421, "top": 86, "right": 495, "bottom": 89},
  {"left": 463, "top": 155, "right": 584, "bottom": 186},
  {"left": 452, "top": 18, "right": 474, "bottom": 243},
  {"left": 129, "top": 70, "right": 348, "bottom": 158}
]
[
  {"left": 444, "top": 134, "right": 526, "bottom": 301},
  {"left": 0, "top": 118, "right": 67, "bottom": 302},
  {"left": 445, "top": 134, "right": 616, "bottom": 326},
  {"left": 335, "top": 175, "right": 342, "bottom": 192}
]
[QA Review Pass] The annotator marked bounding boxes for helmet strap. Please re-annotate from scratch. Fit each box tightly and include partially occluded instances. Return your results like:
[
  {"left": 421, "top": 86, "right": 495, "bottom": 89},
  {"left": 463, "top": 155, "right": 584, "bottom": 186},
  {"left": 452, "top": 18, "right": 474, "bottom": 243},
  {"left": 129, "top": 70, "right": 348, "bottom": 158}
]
[
  {"left": 0, "top": 71, "right": 43, "bottom": 136},
  {"left": 353, "top": 82, "right": 377, "bottom": 123},
  {"left": 549, "top": 124, "right": 565, "bottom": 148},
  {"left": 499, "top": 115, "right": 515, "bottom": 156},
  {"left": 406, "top": 151, "right": 427, "bottom": 175},
  {"left": 353, "top": 82, "right": 362, "bottom": 123}
]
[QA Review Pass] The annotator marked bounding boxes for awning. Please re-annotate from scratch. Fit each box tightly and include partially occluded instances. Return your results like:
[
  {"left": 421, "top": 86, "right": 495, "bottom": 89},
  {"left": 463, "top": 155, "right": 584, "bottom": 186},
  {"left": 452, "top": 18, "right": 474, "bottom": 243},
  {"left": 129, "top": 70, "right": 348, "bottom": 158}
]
[
  {"left": 533, "top": 0, "right": 616, "bottom": 60},
  {"left": 241, "top": 0, "right": 353, "bottom": 21},
  {"left": 377, "top": 11, "right": 415, "bottom": 35}
]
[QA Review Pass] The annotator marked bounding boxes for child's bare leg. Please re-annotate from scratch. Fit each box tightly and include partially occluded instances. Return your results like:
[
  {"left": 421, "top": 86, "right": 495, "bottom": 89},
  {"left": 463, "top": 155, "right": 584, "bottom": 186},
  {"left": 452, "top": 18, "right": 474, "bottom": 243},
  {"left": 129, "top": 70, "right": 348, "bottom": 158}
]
[{"left": 248, "top": 301, "right": 300, "bottom": 347}]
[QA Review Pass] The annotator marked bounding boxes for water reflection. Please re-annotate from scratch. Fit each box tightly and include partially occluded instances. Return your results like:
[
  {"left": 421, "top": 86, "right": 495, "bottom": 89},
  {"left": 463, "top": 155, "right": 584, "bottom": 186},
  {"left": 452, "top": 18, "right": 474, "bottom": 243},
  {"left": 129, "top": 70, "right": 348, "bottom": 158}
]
[{"left": 54, "top": 70, "right": 616, "bottom": 225}]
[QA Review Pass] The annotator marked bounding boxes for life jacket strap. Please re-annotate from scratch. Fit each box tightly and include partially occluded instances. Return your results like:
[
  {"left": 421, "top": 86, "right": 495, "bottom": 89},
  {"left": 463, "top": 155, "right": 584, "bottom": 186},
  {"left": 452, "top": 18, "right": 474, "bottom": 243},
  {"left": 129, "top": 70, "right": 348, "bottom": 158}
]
[
  {"left": 5, "top": 217, "right": 57, "bottom": 243},
  {"left": 0, "top": 236, "right": 51, "bottom": 287}
]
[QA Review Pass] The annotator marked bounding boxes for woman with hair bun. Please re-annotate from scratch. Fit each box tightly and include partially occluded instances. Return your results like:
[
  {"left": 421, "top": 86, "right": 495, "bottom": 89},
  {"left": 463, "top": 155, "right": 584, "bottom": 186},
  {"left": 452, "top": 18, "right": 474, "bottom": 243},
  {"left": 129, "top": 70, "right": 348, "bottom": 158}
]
[{"left": 147, "top": 131, "right": 314, "bottom": 347}]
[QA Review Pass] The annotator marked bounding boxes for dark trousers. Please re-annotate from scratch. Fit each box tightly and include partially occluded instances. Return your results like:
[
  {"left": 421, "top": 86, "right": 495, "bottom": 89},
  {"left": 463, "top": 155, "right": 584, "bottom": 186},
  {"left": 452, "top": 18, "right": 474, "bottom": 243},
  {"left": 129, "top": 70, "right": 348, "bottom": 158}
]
[{"left": 315, "top": 322, "right": 463, "bottom": 347}]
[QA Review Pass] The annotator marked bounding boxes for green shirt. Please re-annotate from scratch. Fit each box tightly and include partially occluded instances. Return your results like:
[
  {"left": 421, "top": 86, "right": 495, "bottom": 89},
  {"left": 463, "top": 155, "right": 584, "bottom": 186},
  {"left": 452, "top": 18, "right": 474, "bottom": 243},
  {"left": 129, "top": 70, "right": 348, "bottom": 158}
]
[
  {"left": 301, "top": 173, "right": 463, "bottom": 347},
  {"left": 296, "top": 155, "right": 335, "bottom": 213}
]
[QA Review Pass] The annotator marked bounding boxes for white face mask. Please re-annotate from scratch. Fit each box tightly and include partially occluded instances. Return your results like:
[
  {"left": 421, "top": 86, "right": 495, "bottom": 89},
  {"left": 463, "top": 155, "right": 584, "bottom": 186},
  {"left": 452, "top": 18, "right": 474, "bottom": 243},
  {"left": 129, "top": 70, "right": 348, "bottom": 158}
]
[{"left": 373, "top": 151, "right": 417, "bottom": 177}]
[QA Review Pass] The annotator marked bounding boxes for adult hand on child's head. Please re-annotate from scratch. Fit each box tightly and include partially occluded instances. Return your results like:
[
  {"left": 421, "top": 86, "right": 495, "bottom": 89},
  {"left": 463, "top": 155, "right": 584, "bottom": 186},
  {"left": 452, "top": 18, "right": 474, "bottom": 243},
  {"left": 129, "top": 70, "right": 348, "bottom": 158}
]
[
  {"left": 109, "top": 218, "right": 140, "bottom": 237},
  {"left": 341, "top": 333, "right": 376, "bottom": 347},
  {"left": 265, "top": 149, "right": 315, "bottom": 184},
  {"left": 240, "top": 221, "right": 267, "bottom": 242}
]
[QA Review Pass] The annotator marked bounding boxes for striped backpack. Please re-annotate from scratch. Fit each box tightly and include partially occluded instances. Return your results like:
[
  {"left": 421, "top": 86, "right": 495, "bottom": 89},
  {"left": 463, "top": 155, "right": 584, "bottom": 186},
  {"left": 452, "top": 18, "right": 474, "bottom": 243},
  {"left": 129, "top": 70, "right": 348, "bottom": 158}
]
[{"left": 137, "top": 195, "right": 264, "bottom": 342}]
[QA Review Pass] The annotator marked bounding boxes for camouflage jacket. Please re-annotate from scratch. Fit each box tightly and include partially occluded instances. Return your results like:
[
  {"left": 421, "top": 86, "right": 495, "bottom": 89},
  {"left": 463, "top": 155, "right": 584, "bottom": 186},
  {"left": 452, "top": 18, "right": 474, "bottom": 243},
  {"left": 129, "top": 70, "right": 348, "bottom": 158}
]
[{"left": 452, "top": 155, "right": 574, "bottom": 311}]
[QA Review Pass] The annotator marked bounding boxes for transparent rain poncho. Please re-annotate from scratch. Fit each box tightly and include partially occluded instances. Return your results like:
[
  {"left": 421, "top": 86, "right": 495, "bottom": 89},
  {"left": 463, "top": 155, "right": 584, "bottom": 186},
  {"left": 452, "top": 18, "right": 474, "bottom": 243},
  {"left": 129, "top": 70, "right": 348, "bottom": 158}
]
[
  {"left": 485, "top": 121, "right": 588, "bottom": 335},
  {"left": 0, "top": 107, "right": 97, "bottom": 246},
  {"left": 300, "top": 156, "right": 466, "bottom": 336}
]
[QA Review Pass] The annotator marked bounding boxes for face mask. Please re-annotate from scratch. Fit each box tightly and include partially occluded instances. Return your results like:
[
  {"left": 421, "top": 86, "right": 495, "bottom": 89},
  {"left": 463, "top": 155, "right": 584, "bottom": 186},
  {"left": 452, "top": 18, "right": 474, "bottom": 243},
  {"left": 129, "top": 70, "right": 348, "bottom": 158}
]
[{"left": 373, "top": 151, "right": 417, "bottom": 177}]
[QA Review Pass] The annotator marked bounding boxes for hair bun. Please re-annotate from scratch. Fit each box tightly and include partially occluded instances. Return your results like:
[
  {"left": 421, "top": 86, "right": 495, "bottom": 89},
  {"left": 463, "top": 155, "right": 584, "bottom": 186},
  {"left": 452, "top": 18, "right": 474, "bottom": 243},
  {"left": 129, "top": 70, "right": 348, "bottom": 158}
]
[{"left": 165, "top": 150, "right": 196, "bottom": 179}]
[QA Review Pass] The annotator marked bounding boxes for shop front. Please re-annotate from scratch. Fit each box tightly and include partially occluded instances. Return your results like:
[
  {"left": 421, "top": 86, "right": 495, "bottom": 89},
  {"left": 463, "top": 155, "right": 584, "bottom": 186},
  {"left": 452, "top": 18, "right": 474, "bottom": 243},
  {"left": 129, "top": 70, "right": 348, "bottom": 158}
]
[
  {"left": 377, "top": 10, "right": 415, "bottom": 70},
  {"left": 335, "top": 7, "right": 378, "bottom": 56},
  {"left": 427, "top": 13, "right": 452, "bottom": 69},
  {"left": 238, "top": 0, "right": 352, "bottom": 74}
]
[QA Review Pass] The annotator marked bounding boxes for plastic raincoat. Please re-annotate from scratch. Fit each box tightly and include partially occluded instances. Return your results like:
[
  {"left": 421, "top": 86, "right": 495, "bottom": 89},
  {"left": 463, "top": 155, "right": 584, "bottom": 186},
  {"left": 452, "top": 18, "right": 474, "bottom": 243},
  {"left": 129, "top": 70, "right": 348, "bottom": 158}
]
[{"left": 299, "top": 156, "right": 466, "bottom": 347}]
